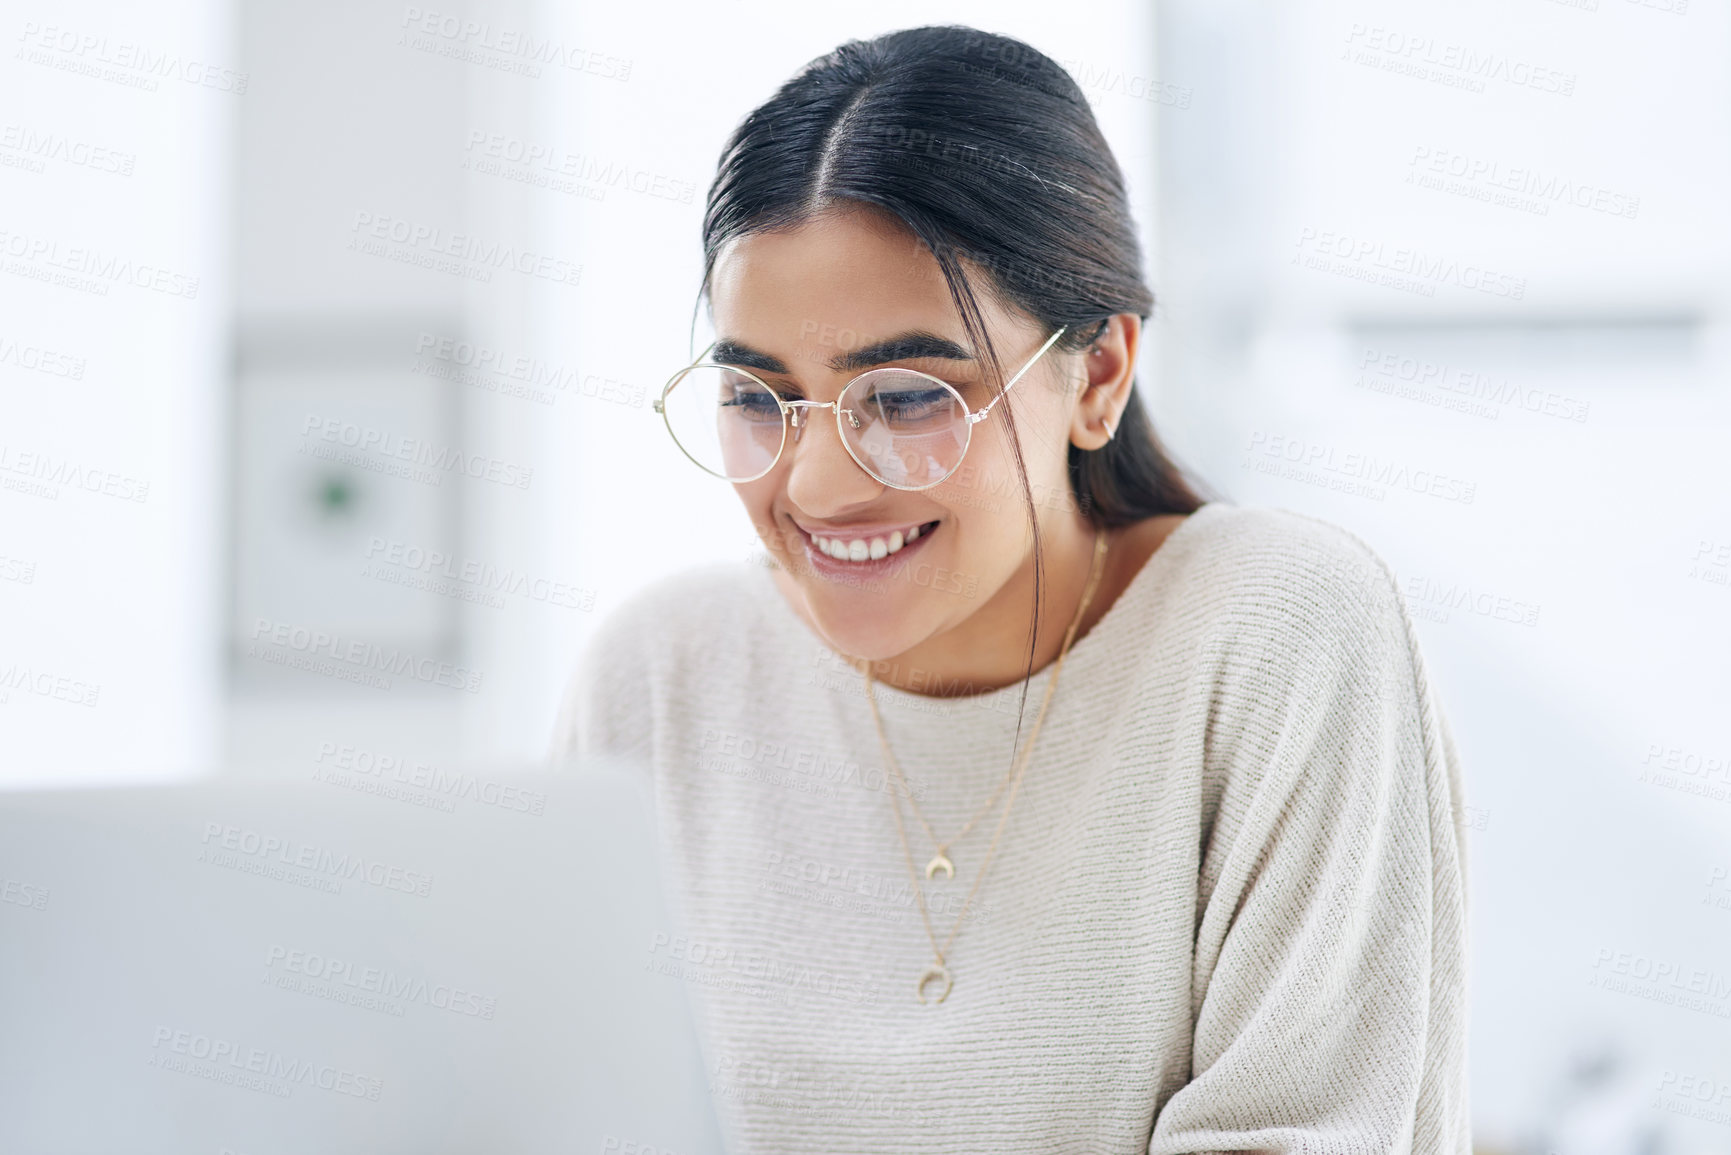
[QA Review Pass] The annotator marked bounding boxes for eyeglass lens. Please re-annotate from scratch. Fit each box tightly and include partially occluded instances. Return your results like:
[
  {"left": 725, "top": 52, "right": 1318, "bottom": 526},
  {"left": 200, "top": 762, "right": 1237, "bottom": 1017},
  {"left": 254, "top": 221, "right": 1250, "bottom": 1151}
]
[{"left": 660, "top": 366, "right": 970, "bottom": 488}]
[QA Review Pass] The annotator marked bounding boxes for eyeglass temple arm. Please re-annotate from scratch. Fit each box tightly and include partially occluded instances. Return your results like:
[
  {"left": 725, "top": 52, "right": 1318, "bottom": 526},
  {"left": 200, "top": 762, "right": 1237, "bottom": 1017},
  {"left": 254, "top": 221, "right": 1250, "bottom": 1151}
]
[
  {"left": 968, "top": 325, "right": 1069, "bottom": 424},
  {"left": 653, "top": 341, "right": 720, "bottom": 414}
]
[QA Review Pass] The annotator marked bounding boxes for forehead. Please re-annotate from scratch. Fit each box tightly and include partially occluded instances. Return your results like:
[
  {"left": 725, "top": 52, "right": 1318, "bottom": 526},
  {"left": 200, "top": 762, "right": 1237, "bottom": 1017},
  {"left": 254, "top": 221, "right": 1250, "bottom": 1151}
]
[{"left": 708, "top": 206, "right": 968, "bottom": 349}]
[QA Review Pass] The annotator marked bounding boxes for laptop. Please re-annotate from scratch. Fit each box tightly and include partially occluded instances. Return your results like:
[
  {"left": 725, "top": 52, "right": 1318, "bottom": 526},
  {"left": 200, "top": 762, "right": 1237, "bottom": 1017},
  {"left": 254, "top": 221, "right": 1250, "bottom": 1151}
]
[{"left": 0, "top": 756, "right": 725, "bottom": 1155}]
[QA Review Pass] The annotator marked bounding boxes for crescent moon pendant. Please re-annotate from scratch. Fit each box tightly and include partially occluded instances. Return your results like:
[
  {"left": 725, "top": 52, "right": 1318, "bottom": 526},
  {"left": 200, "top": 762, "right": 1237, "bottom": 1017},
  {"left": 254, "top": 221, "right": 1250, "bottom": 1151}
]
[
  {"left": 925, "top": 852, "right": 954, "bottom": 880},
  {"left": 917, "top": 964, "right": 953, "bottom": 1004}
]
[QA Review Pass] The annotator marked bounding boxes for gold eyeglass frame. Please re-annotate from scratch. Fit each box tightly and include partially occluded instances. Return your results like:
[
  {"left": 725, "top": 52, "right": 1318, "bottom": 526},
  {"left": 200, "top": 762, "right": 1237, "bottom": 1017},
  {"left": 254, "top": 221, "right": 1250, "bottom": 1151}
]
[{"left": 651, "top": 325, "right": 1070, "bottom": 491}]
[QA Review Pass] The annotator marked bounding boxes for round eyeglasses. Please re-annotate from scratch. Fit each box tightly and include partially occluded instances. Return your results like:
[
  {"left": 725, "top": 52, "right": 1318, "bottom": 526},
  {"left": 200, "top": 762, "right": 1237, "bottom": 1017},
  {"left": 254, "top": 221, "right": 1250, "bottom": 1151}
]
[{"left": 652, "top": 326, "right": 1068, "bottom": 491}]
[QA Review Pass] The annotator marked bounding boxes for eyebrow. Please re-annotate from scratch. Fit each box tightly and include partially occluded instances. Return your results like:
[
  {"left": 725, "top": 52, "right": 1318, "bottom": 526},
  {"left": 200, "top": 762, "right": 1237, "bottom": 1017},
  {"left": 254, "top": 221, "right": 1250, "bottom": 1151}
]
[{"left": 711, "top": 330, "right": 975, "bottom": 376}]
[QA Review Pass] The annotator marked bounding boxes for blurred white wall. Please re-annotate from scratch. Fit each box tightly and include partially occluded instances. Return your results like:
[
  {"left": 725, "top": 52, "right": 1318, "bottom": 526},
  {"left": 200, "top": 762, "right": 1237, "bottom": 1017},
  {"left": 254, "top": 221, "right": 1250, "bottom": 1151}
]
[
  {"left": 222, "top": 0, "right": 562, "bottom": 775},
  {"left": 0, "top": 0, "right": 233, "bottom": 786}
]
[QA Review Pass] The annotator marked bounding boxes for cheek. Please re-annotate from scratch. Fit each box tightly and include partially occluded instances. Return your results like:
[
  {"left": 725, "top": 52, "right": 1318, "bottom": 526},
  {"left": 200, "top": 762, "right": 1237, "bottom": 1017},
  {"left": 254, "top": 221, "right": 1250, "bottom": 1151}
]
[
  {"left": 940, "top": 422, "right": 1037, "bottom": 500},
  {"left": 731, "top": 480, "right": 787, "bottom": 548},
  {"left": 930, "top": 448, "right": 1017, "bottom": 524},
  {"left": 934, "top": 412, "right": 1074, "bottom": 525}
]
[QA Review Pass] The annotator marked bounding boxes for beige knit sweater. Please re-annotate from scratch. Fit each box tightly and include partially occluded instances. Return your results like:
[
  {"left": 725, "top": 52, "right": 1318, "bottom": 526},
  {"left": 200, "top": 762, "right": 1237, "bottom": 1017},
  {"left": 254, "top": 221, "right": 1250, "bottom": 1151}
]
[{"left": 551, "top": 501, "right": 1471, "bottom": 1154}]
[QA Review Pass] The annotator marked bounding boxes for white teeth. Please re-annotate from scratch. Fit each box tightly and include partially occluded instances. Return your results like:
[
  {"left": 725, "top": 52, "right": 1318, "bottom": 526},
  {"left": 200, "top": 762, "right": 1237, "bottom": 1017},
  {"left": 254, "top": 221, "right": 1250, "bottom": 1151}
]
[{"left": 807, "top": 522, "right": 933, "bottom": 564}]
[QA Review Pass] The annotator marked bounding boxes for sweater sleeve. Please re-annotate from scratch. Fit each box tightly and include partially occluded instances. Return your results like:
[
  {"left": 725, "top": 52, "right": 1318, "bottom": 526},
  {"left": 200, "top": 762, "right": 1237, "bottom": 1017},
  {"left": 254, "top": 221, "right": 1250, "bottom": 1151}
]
[
  {"left": 1148, "top": 550, "right": 1471, "bottom": 1155},
  {"left": 546, "top": 589, "right": 656, "bottom": 770}
]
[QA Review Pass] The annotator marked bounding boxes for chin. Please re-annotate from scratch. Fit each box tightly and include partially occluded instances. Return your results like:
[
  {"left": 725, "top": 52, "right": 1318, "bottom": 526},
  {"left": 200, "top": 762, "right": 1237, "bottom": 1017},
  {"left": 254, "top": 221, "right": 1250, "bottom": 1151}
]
[
  {"left": 824, "top": 627, "right": 920, "bottom": 666},
  {"left": 798, "top": 585, "right": 930, "bottom": 663}
]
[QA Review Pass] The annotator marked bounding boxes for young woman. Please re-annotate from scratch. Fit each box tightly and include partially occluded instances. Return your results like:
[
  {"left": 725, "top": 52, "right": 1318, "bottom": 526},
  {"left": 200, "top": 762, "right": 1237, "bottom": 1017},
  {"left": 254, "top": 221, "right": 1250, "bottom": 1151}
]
[{"left": 553, "top": 25, "right": 1470, "bottom": 1154}]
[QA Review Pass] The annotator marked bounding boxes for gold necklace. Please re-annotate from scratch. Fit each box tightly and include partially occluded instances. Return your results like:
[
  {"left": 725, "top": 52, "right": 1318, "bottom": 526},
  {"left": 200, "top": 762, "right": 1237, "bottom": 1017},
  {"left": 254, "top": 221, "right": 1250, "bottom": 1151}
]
[
  {"left": 863, "top": 524, "right": 1110, "bottom": 1005},
  {"left": 868, "top": 525, "right": 1111, "bottom": 879}
]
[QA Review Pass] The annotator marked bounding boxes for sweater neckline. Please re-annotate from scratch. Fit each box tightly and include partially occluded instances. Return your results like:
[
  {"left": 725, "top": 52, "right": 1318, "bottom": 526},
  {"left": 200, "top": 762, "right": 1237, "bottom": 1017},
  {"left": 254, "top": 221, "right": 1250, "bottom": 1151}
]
[{"left": 758, "top": 502, "right": 1224, "bottom": 721}]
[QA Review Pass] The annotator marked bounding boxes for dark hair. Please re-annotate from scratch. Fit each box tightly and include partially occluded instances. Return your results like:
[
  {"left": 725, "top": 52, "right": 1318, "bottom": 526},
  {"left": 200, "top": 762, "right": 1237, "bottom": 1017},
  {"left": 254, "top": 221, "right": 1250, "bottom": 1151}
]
[{"left": 696, "top": 25, "right": 1218, "bottom": 733}]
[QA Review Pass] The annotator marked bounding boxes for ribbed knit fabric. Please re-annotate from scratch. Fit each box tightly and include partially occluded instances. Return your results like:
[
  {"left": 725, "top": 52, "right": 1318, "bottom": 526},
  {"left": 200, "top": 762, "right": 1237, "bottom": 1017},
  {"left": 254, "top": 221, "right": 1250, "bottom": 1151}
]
[{"left": 550, "top": 501, "right": 1471, "bottom": 1154}]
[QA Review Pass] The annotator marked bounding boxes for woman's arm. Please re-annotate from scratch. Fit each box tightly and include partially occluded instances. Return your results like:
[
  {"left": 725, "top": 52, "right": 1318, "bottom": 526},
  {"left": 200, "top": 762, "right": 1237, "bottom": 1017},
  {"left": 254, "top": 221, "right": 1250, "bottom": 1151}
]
[{"left": 1150, "top": 556, "right": 1470, "bottom": 1155}]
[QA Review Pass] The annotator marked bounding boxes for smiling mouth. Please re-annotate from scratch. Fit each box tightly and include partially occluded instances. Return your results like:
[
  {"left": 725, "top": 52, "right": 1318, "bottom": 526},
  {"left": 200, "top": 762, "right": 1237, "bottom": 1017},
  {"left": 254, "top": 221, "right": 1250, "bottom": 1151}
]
[{"left": 804, "top": 520, "right": 941, "bottom": 563}]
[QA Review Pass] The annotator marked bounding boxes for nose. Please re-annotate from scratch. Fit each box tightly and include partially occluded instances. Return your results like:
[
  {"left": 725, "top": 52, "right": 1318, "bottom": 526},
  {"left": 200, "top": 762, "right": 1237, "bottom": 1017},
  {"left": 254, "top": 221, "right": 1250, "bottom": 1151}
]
[
  {"left": 782, "top": 401, "right": 882, "bottom": 513},
  {"left": 787, "top": 400, "right": 861, "bottom": 441}
]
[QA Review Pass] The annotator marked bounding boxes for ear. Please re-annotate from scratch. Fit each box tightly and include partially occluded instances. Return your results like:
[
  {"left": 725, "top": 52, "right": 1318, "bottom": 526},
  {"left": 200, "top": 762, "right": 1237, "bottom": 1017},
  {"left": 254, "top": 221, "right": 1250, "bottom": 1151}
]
[{"left": 1069, "top": 314, "right": 1140, "bottom": 451}]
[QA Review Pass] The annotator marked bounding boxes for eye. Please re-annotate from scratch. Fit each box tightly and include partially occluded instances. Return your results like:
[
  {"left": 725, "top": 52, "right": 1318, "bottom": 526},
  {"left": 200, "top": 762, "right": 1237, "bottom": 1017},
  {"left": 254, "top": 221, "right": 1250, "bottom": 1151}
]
[
  {"left": 718, "top": 389, "right": 779, "bottom": 410},
  {"left": 715, "top": 374, "right": 785, "bottom": 422},
  {"left": 875, "top": 388, "right": 954, "bottom": 420},
  {"left": 908, "top": 371, "right": 983, "bottom": 403}
]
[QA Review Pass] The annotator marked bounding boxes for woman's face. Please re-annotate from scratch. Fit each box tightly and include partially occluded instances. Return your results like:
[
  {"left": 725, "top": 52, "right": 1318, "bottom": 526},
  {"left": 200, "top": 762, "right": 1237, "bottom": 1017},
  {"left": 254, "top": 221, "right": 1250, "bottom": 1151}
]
[{"left": 707, "top": 204, "right": 1093, "bottom": 662}]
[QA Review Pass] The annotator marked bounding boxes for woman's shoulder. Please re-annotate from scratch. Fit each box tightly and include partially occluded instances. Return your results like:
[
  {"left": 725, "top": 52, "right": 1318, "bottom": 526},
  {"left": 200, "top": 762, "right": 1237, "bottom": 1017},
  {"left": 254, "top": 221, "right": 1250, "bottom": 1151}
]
[
  {"left": 1170, "top": 505, "right": 1437, "bottom": 793},
  {"left": 549, "top": 559, "right": 771, "bottom": 762},
  {"left": 1186, "top": 499, "right": 1396, "bottom": 577},
  {"left": 586, "top": 558, "right": 772, "bottom": 662},
  {"left": 1169, "top": 502, "right": 1410, "bottom": 654}
]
